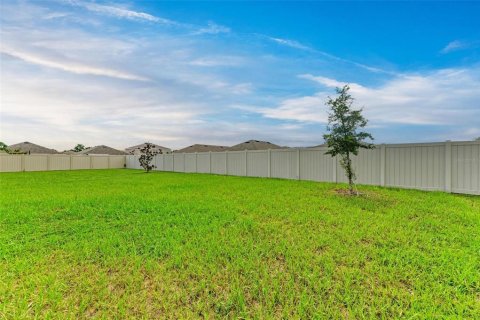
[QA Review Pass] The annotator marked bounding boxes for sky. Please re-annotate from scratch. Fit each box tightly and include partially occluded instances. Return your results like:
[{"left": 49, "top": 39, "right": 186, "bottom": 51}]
[{"left": 1, "top": 1, "right": 479, "bottom": 151}]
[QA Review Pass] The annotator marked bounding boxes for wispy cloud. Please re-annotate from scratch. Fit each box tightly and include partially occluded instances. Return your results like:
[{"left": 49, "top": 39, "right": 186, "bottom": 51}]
[
  {"left": 441, "top": 40, "right": 467, "bottom": 53},
  {"left": 266, "top": 36, "right": 396, "bottom": 75},
  {"left": 268, "top": 37, "right": 312, "bottom": 51},
  {"left": 440, "top": 40, "right": 478, "bottom": 54},
  {"left": 69, "top": 0, "right": 176, "bottom": 24},
  {"left": 192, "top": 21, "right": 230, "bottom": 35},
  {"left": 189, "top": 55, "right": 246, "bottom": 67},
  {"left": 1, "top": 45, "right": 149, "bottom": 81},
  {"left": 67, "top": 1, "right": 231, "bottom": 35}
]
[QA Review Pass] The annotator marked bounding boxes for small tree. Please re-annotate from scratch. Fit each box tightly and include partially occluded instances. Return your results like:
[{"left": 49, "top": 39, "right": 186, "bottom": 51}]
[
  {"left": 323, "top": 85, "right": 374, "bottom": 194},
  {"left": 72, "top": 144, "right": 86, "bottom": 152},
  {"left": 138, "top": 142, "right": 159, "bottom": 173}
]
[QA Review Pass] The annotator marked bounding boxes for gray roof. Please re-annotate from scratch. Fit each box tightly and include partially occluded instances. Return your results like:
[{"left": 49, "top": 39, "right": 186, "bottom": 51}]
[
  {"left": 175, "top": 144, "right": 228, "bottom": 153},
  {"left": 7, "top": 141, "right": 58, "bottom": 154},
  {"left": 125, "top": 143, "right": 171, "bottom": 154},
  {"left": 307, "top": 144, "right": 327, "bottom": 149},
  {"left": 78, "top": 145, "right": 127, "bottom": 155},
  {"left": 227, "top": 140, "right": 282, "bottom": 151},
  {"left": 62, "top": 150, "right": 78, "bottom": 155}
]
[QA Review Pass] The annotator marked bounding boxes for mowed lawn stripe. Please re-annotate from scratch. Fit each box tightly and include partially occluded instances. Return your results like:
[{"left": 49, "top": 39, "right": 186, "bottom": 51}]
[{"left": 0, "top": 169, "right": 479, "bottom": 318}]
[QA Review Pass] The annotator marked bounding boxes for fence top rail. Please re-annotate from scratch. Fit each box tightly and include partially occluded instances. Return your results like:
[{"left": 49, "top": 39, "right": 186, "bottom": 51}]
[
  {"left": 1, "top": 154, "right": 127, "bottom": 157},
  {"left": 383, "top": 140, "right": 479, "bottom": 148},
  {"left": 450, "top": 141, "right": 480, "bottom": 146}
]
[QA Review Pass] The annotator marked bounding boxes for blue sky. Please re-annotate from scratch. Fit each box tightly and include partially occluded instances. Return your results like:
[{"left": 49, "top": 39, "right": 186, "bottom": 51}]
[{"left": 1, "top": 1, "right": 479, "bottom": 150}]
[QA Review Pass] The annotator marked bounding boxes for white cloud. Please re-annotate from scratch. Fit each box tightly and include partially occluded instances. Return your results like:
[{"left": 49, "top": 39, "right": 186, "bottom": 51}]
[
  {"left": 67, "top": 1, "right": 232, "bottom": 36},
  {"left": 259, "top": 68, "right": 480, "bottom": 129},
  {"left": 441, "top": 40, "right": 480, "bottom": 54},
  {"left": 43, "top": 12, "right": 71, "bottom": 20},
  {"left": 1, "top": 45, "right": 149, "bottom": 81},
  {"left": 268, "top": 37, "right": 312, "bottom": 51},
  {"left": 69, "top": 1, "right": 175, "bottom": 25},
  {"left": 298, "top": 74, "right": 346, "bottom": 88},
  {"left": 189, "top": 55, "right": 246, "bottom": 67},
  {"left": 192, "top": 21, "right": 230, "bottom": 35},
  {"left": 441, "top": 40, "right": 469, "bottom": 53}
]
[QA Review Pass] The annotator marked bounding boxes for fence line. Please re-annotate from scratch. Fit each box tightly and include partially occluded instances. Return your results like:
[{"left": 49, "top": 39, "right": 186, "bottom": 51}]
[
  {"left": 0, "top": 155, "right": 125, "bottom": 172},
  {"left": 126, "top": 141, "right": 480, "bottom": 195}
]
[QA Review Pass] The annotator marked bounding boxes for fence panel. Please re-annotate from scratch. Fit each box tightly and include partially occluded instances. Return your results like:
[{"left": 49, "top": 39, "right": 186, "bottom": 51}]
[
  {"left": 1, "top": 155, "right": 127, "bottom": 172},
  {"left": 49, "top": 155, "right": 71, "bottom": 170},
  {"left": 91, "top": 156, "right": 109, "bottom": 169},
  {"left": 196, "top": 153, "right": 210, "bottom": 173},
  {"left": 72, "top": 156, "right": 91, "bottom": 170},
  {"left": 185, "top": 154, "right": 197, "bottom": 173},
  {"left": 153, "top": 154, "right": 163, "bottom": 171},
  {"left": 271, "top": 149, "right": 297, "bottom": 179},
  {"left": 164, "top": 154, "right": 174, "bottom": 171},
  {"left": 128, "top": 155, "right": 142, "bottom": 170},
  {"left": 227, "top": 151, "right": 246, "bottom": 176},
  {"left": 452, "top": 142, "right": 480, "bottom": 194},
  {"left": 109, "top": 156, "right": 126, "bottom": 168},
  {"left": 173, "top": 154, "right": 185, "bottom": 172},
  {"left": 247, "top": 151, "right": 268, "bottom": 177},
  {"left": 335, "top": 148, "right": 382, "bottom": 185},
  {"left": 211, "top": 152, "right": 226, "bottom": 174},
  {"left": 0, "top": 155, "right": 22, "bottom": 172},
  {"left": 385, "top": 143, "right": 445, "bottom": 191},
  {"left": 25, "top": 155, "right": 48, "bottom": 171},
  {"left": 300, "top": 149, "right": 333, "bottom": 182}
]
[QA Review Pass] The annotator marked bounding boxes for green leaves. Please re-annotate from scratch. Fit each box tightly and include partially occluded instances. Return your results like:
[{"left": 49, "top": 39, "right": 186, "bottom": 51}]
[
  {"left": 323, "top": 85, "right": 374, "bottom": 193},
  {"left": 138, "top": 142, "right": 158, "bottom": 173}
]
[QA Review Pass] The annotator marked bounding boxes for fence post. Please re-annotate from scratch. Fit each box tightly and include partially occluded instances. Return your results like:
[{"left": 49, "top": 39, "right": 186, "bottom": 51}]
[
  {"left": 21, "top": 154, "right": 25, "bottom": 172},
  {"left": 209, "top": 151, "right": 212, "bottom": 174},
  {"left": 108, "top": 156, "right": 111, "bottom": 169},
  {"left": 445, "top": 140, "right": 452, "bottom": 193},
  {"left": 332, "top": 155, "right": 337, "bottom": 183},
  {"left": 224, "top": 151, "right": 228, "bottom": 175},
  {"left": 195, "top": 152, "right": 198, "bottom": 173},
  {"left": 296, "top": 148, "right": 300, "bottom": 180},
  {"left": 183, "top": 153, "right": 186, "bottom": 173},
  {"left": 70, "top": 155, "right": 73, "bottom": 170},
  {"left": 267, "top": 149, "right": 271, "bottom": 178},
  {"left": 245, "top": 150, "right": 248, "bottom": 176},
  {"left": 380, "top": 144, "right": 386, "bottom": 186},
  {"left": 46, "top": 155, "right": 50, "bottom": 171}
]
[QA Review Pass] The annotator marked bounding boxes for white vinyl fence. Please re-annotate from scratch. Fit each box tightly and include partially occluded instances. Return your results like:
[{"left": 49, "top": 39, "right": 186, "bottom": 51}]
[
  {"left": 126, "top": 141, "right": 480, "bottom": 195},
  {"left": 0, "top": 155, "right": 126, "bottom": 172}
]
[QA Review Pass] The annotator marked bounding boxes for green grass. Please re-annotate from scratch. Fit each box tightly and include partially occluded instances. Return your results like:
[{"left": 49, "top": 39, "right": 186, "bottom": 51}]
[{"left": 0, "top": 169, "right": 479, "bottom": 319}]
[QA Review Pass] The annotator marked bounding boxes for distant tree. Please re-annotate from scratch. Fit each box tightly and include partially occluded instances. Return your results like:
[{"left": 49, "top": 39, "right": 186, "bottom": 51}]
[
  {"left": 0, "top": 142, "right": 21, "bottom": 154},
  {"left": 72, "top": 144, "right": 86, "bottom": 152},
  {"left": 475, "top": 137, "right": 480, "bottom": 141},
  {"left": 323, "top": 85, "right": 374, "bottom": 195},
  {"left": 0, "top": 142, "right": 8, "bottom": 152},
  {"left": 138, "top": 142, "right": 159, "bottom": 173}
]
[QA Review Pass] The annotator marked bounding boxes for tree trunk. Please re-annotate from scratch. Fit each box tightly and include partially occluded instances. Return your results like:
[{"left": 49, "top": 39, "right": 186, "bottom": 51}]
[{"left": 345, "top": 152, "right": 354, "bottom": 194}]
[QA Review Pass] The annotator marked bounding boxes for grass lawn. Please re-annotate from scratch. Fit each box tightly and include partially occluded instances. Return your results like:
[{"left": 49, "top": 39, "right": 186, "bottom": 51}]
[{"left": 0, "top": 169, "right": 479, "bottom": 318}]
